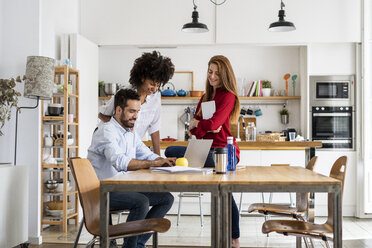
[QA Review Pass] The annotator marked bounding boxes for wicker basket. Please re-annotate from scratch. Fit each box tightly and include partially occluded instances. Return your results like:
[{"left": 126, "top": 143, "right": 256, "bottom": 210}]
[
  {"left": 54, "top": 138, "right": 64, "bottom": 146},
  {"left": 46, "top": 201, "right": 71, "bottom": 210},
  {"left": 257, "top": 133, "right": 282, "bottom": 142}
]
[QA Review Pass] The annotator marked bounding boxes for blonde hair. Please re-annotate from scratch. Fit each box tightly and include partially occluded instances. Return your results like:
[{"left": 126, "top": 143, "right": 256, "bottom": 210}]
[{"left": 197, "top": 55, "right": 240, "bottom": 123}]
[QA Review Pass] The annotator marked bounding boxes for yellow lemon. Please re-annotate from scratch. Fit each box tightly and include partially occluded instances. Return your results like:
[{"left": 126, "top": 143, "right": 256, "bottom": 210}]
[{"left": 176, "top": 157, "right": 189, "bottom": 167}]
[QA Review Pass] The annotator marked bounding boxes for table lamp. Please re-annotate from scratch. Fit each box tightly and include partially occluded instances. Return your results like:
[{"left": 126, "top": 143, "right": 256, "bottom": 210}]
[{"left": 14, "top": 56, "right": 55, "bottom": 165}]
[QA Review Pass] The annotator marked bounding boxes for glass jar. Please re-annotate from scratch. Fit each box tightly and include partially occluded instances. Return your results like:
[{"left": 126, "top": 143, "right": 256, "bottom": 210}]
[{"left": 245, "top": 122, "right": 256, "bottom": 141}]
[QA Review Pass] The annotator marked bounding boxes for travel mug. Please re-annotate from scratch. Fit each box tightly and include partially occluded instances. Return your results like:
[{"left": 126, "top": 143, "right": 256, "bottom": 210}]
[{"left": 214, "top": 147, "right": 227, "bottom": 174}]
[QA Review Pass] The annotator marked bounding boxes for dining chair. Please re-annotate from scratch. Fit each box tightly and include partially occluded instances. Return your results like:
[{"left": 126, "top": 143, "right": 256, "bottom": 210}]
[
  {"left": 261, "top": 156, "right": 347, "bottom": 248},
  {"left": 177, "top": 192, "right": 204, "bottom": 226},
  {"left": 73, "top": 209, "right": 128, "bottom": 248},
  {"left": 248, "top": 156, "right": 318, "bottom": 221},
  {"left": 239, "top": 162, "right": 305, "bottom": 216},
  {"left": 69, "top": 157, "right": 171, "bottom": 248}
]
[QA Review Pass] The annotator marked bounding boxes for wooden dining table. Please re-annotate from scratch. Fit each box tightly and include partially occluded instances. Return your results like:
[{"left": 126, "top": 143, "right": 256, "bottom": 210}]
[{"left": 100, "top": 166, "right": 342, "bottom": 248}]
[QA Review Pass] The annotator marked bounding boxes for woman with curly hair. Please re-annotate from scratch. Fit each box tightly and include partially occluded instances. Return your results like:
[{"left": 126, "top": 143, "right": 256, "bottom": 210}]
[{"left": 99, "top": 51, "right": 175, "bottom": 155}]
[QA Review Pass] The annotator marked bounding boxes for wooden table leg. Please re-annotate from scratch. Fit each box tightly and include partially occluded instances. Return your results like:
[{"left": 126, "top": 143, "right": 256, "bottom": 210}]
[{"left": 100, "top": 187, "right": 109, "bottom": 248}]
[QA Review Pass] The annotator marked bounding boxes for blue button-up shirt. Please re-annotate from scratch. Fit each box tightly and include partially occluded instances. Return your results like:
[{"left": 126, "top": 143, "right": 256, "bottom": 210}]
[{"left": 87, "top": 118, "right": 159, "bottom": 180}]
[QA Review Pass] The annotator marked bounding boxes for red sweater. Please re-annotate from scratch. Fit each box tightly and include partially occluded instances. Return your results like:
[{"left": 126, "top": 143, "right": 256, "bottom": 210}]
[{"left": 190, "top": 88, "right": 240, "bottom": 162}]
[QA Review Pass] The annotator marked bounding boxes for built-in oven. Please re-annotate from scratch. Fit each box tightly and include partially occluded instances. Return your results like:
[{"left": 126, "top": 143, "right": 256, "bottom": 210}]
[
  {"left": 311, "top": 106, "right": 353, "bottom": 149},
  {"left": 310, "top": 75, "right": 354, "bottom": 107}
]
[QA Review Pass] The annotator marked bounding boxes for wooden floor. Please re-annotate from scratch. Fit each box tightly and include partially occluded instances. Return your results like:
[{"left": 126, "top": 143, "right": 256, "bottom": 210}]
[{"left": 33, "top": 215, "right": 372, "bottom": 248}]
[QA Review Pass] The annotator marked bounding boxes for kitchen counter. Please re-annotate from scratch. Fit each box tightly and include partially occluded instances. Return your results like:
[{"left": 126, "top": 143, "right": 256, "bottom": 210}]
[{"left": 143, "top": 141, "right": 322, "bottom": 150}]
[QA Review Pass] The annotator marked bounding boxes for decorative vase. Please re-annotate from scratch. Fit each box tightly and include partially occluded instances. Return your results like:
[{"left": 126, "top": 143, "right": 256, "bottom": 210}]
[
  {"left": 281, "top": 114, "right": 289, "bottom": 124},
  {"left": 262, "top": 88, "right": 271, "bottom": 97}
]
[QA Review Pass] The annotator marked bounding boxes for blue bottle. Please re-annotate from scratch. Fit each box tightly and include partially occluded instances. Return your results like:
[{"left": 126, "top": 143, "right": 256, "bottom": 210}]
[{"left": 226, "top": 136, "right": 236, "bottom": 171}]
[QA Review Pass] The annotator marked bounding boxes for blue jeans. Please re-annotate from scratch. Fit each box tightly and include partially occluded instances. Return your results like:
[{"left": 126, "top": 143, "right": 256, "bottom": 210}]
[
  {"left": 165, "top": 146, "right": 240, "bottom": 239},
  {"left": 110, "top": 191, "right": 174, "bottom": 248}
]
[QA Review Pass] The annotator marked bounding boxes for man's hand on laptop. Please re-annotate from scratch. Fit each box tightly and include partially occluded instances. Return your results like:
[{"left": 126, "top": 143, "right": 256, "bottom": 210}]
[{"left": 153, "top": 157, "right": 176, "bottom": 167}]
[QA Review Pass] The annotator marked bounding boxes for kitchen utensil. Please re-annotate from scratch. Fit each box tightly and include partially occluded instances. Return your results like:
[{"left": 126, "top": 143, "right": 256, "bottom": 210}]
[
  {"left": 284, "top": 73, "right": 290, "bottom": 96},
  {"left": 246, "top": 107, "right": 254, "bottom": 115},
  {"left": 292, "top": 74, "right": 297, "bottom": 96},
  {"left": 47, "top": 103, "right": 62, "bottom": 116},
  {"left": 240, "top": 107, "right": 247, "bottom": 115},
  {"left": 44, "top": 135, "right": 53, "bottom": 147},
  {"left": 104, "top": 83, "right": 117, "bottom": 96},
  {"left": 255, "top": 108, "right": 262, "bottom": 116},
  {"left": 44, "top": 180, "right": 58, "bottom": 192},
  {"left": 190, "top": 90, "right": 204, "bottom": 97},
  {"left": 45, "top": 208, "right": 74, "bottom": 217},
  {"left": 46, "top": 200, "right": 71, "bottom": 210},
  {"left": 176, "top": 89, "right": 187, "bottom": 97},
  {"left": 245, "top": 122, "right": 257, "bottom": 141},
  {"left": 161, "top": 82, "right": 176, "bottom": 97},
  {"left": 161, "top": 136, "right": 178, "bottom": 141}
]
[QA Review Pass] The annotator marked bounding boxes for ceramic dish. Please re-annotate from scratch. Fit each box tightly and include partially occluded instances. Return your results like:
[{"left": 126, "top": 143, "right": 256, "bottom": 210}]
[{"left": 45, "top": 208, "right": 74, "bottom": 217}]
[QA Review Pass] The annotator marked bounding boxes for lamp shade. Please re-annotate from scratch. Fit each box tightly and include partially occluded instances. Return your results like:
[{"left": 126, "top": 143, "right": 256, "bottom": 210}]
[
  {"left": 268, "top": 9, "right": 296, "bottom": 32},
  {"left": 182, "top": 9, "right": 209, "bottom": 33},
  {"left": 24, "top": 56, "right": 55, "bottom": 100}
]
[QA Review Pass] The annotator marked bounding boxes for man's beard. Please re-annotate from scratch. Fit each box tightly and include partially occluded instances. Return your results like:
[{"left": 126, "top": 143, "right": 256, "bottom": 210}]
[{"left": 120, "top": 111, "right": 136, "bottom": 128}]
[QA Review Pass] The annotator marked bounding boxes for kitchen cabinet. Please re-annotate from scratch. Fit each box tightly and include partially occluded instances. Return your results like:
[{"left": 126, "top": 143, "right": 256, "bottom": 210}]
[
  {"left": 40, "top": 65, "right": 79, "bottom": 232},
  {"left": 80, "top": 0, "right": 215, "bottom": 45},
  {"left": 216, "top": 0, "right": 360, "bottom": 44}
]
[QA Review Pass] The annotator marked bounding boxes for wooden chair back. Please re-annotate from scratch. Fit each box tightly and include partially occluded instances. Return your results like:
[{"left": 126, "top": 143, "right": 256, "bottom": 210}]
[
  {"left": 305, "top": 156, "right": 318, "bottom": 171},
  {"left": 69, "top": 157, "right": 101, "bottom": 235},
  {"left": 326, "top": 156, "right": 347, "bottom": 226},
  {"left": 297, "top": 156, "right": 318, "bottom": 212}
]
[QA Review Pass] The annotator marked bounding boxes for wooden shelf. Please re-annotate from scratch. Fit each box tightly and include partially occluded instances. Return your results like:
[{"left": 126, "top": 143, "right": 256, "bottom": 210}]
[
  {"left": 43, "top": 116, "right": 64, "bottom": 121},
  {"left": 161, "top": 96, "right": 301, "bottom": 100},
  {"left": 160, "top": 95, "right": 301, "bottom": 105},
  {"left": 54, "top": 93, "right": 79, "bottom": 98},
  {"left": 54, "top": 65, "right": 79, "bottom": 74},
  {"left": 43, "top": 190, "right": 78, "bottom": 195},
  {"left": 42, "top": 212, "right": 78, "bottom": 224},
  {"left": 43, "top": 163, "right": 64, "bottom": 169},
  {"left": 41, "top": 65, "right": 79, "bottom": 233},
  {"left": 99, "top": 96, "right": 112, "bottom": 100}
]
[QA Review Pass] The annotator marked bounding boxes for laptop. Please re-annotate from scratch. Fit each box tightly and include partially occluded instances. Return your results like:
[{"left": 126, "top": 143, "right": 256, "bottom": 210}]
[{"left": 184, "top": 139, "right": 213, "bottom": 168}]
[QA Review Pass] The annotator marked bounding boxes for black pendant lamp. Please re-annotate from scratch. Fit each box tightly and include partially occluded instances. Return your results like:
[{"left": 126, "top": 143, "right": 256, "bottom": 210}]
[
  {"left": 269, "top": 0, "right": 296, "bottom": 32},
  {"left": 182, "top": 0, "right": 209, "bottom": 33}
]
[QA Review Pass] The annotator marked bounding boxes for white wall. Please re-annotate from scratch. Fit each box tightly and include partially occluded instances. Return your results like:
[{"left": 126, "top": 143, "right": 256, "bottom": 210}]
[
  {"left": 99, "top": 45, "right": 303, "bottom": 140},
  {"left": 0, "top": 0, "right": 79, "bottom": 244},
  {"left": 0, "top": 0, "right": 41, "bottom": 244}
]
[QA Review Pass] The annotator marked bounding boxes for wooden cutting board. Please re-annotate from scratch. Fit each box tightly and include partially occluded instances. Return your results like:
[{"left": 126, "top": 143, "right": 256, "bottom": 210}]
[{"left": 230, "top": 117, "right": 256, "bottom": 140}]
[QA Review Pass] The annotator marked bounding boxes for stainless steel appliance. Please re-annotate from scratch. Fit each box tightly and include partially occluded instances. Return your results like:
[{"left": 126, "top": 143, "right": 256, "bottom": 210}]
[
  {"left": 311, "top": 106, "right": 353, "bottom": 149},
  {"left": 310, "top": 75, "right": 355, "bottom": 150},
  {"left": 310, "top": 75, "right": 354, "bottom": 106}
]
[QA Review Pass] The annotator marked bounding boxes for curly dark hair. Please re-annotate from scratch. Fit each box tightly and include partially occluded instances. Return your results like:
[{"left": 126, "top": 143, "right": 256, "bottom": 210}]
[
  {"left": 129, "top": 51, "right": 175, "bottom": 89},
  {"left": 114, "top": 88, "right": 140, "bottom": 110}
]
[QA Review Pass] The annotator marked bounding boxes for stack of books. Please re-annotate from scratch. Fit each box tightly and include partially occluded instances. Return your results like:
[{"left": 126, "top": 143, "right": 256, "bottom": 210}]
[{"left": 246, "top": 80, "right": 263, "bottom": 97}]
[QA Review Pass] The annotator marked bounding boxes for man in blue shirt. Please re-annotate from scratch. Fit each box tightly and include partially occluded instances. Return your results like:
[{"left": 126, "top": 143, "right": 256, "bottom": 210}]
[{"left": 88, "top": 88, "right": 176, "bottom": 248}]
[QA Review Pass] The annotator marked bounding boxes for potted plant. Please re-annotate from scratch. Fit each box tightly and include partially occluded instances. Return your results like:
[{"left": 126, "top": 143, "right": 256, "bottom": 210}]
[
  {"left": 98, "top": 81, "right": 106, "bottom": 97},
  {"left": 280, "top": 108, "right": 289, "bottom": 124},
  {"left": 262, "top": 80, "right": 272, "bottom": 97},
  {"left": 0, "top": 76, "right": 22, "bottom": 136}
]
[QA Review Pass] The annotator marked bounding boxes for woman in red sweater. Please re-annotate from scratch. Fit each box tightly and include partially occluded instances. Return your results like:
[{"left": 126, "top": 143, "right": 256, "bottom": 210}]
[{"left": 165, "top": 55, "right": 241, "bottom": 247}]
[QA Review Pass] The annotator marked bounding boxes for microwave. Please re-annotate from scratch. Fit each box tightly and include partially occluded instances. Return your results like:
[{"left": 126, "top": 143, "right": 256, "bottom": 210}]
[{"left": 310, "top": 75, "right": 354, "bottom": 106}]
